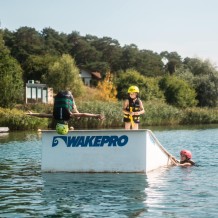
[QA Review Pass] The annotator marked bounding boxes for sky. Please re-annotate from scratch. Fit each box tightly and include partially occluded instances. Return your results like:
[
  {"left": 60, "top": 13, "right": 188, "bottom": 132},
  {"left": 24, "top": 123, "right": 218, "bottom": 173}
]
[{"left": 1, "top": 0, "right": 218, "bottom": 66}]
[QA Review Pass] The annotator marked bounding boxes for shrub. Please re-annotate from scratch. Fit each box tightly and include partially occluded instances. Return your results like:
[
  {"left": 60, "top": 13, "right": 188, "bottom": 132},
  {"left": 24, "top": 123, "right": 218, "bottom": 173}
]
[
  {"left": 0, "top": 107, "right": 48, "bottom": 130},
  {"left": 159, "top": 76, "right": 198, "bottom": 108},
  {"left": 117, "top": 69, "right": 164, "bottom": 101}
]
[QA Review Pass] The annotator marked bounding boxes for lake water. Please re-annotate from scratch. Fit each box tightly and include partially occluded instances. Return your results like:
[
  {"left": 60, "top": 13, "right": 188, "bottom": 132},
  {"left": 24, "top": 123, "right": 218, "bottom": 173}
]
[{"left": 0, "top": 125, "right": 218, "bottom": 217}]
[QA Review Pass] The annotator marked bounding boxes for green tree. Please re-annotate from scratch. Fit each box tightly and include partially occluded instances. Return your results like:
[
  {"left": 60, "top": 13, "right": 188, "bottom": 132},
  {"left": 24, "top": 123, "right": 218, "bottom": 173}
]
[
  {"left": 41, "top": 27, "right": 69, "bottom": 55},
  {"left": 194, "top": 76, "right": 217, "bottom": 107},
  {"left": 183, "top": 58, "right": 218, "bottom": 107},
  {"left": 91, "top": 36, "right": 122, "bottom": 73},
  {"left": 135, "top": 49, "right": 163, "bottom": 77},
  {"left": 23, "top": 54, "right": 58, "bottom": 82},
  {"left": 10, "top": 27, "right": 43, "bottom": 63},
  {"left": 174, "top": 64, "right": 195, "bottom": 86},
  {"left": 68, "top": 33, "right": 110, "bottom": 74},
  {"left": 159, "top": 76, "right": 198, "bottom": 108},
  {"left": 44, "top": 54, "right": 85, "bottom": 96},
  {"left": 0, "top": 33, "right": 24, "bottom": 108},
  {"left": 116, "top": 69, "right": 164, "bottom": 101},
  {"left": 160, "top": 51, "right": 182, "bottom": 75},
  {"left": 120, "top": 44, "right": 138, "bottom": 71},
  {"left": 2, "top": 29, "right": 15, "bottom": 49},
  {"left": 70, "top": 37, "right": 102, "bottom": 67}
]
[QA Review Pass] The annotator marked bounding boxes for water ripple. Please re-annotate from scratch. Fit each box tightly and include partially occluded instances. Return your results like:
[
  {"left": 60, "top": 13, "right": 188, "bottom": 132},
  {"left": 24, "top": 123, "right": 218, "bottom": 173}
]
[{"left": 0, "top": 128, "right": 218, "bottom": 217}]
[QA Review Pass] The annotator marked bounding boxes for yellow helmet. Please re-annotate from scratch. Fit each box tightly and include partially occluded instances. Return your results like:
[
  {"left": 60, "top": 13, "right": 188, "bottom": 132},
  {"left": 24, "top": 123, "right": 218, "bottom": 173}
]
[
  {"left": 56, "top": 123, "right": 69, "bottom": 135},
  {"left": 128, "top": 86, "right": 139, "bottom": 93}
]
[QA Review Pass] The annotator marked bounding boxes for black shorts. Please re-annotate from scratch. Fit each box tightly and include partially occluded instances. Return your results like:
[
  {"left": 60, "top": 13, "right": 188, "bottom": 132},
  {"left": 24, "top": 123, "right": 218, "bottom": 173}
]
[{"left": 123, "top": 117, "right": 140, "bottom": 123}]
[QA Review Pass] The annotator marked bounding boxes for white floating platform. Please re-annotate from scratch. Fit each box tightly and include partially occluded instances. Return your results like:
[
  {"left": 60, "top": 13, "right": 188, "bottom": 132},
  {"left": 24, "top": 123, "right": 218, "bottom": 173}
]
[{"left": 41, "top": 129, "right": 173, "bottom": 173}]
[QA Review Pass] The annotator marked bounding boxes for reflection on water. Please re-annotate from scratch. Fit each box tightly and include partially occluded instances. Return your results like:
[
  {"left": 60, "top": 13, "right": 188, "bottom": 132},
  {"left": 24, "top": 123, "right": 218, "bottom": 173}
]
[
  {"left": 42, "top": 173, "right": 148, "bottom": 217},
  {"left": 145, "top": 167, "right": 170, "bottom": 210},
  {"left": 0, "top": 131, "right": 41, "bottom": 144},
  {"left": 0, "top": 132, "right": 9, "bottom": 139}
]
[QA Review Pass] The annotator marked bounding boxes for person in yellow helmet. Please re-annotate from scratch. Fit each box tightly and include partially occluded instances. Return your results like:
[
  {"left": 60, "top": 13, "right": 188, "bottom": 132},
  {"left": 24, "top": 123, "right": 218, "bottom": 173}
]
[
  {"left": 26, "top": 90, "right": 104, "bottom": 135},
  {"left": 123, "top": 86, "right": 145, "bottom": 130}
]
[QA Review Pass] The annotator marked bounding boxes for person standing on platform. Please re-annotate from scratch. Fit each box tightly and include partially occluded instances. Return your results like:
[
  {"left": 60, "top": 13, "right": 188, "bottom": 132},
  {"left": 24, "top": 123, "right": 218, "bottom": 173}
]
[{"left": 123, "top": 86, "right": 145, "bottom": 130}]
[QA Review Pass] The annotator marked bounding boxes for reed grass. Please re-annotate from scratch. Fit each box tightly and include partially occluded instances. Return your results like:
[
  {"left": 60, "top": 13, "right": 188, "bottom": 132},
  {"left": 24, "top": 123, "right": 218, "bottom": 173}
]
[
  {"left": 141, "top": 100, "right": 182, "bottom": 126},
  {"left": 181, "top": 107, "right": 218, "bottom": 124},
  {"left": 69, "top": 100, "right": 123, "bottom": 129},
  {"left": 1, "top": 101, "right": 218, "bottom": 130},
  {"left": 0, "top": 107, "right": 48, "bottom": 130}
]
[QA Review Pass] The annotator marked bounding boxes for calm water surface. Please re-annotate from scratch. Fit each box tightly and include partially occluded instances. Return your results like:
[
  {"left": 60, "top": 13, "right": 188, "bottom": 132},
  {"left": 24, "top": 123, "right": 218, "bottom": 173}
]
[{"left": 0, "top": 125, "right": 218, "bottom": 217}]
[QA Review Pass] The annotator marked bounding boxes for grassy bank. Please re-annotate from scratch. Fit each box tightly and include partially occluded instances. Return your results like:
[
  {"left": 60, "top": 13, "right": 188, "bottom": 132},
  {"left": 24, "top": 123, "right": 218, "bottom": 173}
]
[
  {"left": 0, "top": 108, "right": 48, "bottom": 130},
  {"left": 0, "top": 100, "right": 218, "bottom": 130}
]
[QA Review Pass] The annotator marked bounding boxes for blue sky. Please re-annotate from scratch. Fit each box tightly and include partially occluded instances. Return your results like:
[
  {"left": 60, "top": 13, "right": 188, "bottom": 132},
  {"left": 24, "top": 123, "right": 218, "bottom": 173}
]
[{"left": 1, "top": 0, "right": 218, "bottom": 65}]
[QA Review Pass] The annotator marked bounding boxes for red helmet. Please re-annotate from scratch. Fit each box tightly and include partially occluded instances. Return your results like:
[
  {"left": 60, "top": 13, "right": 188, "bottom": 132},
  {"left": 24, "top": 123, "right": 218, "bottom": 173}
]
[{"left": 180, "top": 150, "right": 192, "bottom": 159}]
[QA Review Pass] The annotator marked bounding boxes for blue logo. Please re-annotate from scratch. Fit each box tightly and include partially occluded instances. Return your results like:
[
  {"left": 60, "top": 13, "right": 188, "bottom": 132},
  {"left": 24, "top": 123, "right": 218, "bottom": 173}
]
[{"left": 52, "top": 135, "right": 128, "bottom": 147}]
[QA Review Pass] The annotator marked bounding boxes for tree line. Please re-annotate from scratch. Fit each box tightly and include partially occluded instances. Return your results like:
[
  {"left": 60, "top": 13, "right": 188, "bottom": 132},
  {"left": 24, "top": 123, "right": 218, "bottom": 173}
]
[{"left": 0, "top": 26, "right": 218, "bottom": 108}]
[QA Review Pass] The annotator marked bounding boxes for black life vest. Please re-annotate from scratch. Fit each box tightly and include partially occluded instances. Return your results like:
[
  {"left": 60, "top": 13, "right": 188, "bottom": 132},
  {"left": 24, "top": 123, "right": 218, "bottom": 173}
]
[
  {"left": 180, "top": 159, "right": 195, "bottom": 166},
  {"left": 53, "top": 91, "right": 74, "bottom": 121},
  {"left": 123, "top": 97, "right": 141, "bottom": 123}
]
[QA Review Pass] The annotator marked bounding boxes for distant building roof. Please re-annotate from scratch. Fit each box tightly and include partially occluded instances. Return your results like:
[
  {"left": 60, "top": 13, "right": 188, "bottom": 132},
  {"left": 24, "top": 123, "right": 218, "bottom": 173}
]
[{"left": 91, "top": 71, "right": 102, "bottom": 79}]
